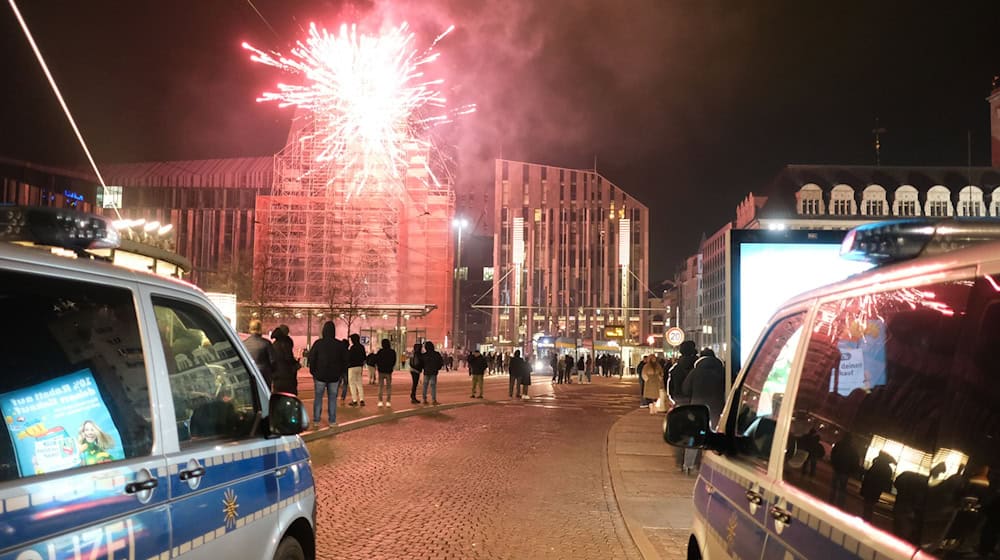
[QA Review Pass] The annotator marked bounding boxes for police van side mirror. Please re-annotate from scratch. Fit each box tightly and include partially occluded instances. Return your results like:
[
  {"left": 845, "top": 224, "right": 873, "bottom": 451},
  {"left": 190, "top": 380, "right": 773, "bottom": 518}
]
[
  {"left": 664, "top": 405, "right": 728, "bottom": 453},
  {"left": 269, "top": 393, "right": 306, "bottom": 436}
]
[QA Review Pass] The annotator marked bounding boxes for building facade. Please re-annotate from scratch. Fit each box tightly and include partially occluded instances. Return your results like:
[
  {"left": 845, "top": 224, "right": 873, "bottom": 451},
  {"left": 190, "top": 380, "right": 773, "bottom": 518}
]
[{"left": 491, "top": 159, "right": 650, "bottom": 354}]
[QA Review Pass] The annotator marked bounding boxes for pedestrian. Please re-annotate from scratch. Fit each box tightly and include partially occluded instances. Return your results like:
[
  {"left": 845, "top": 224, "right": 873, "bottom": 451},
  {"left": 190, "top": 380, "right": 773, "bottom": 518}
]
[
  {"left": 667, "top": 341, "right": 697, "bottom": 407},
  {"left": 798, "top": 427, "right": 823, "bottom": 476},
  {"left": 637, "top": 354, "right": 648, "bottom": 407},
  {"left": 421, "top": 340, "right": 444, "bottom": 405},
  {"left": 375, "top": 339, "right": 397, "bottom": 407},
  {"left": 829, "top": 432, "right": 860, "bottom": 507},
  {"left": 518, "top": 351, "right": 532, "bottom": 399},
  {"left": 861, "top": 452, "right": 896, "bottom": 521},
  {"left": 585, "top": 355, "right": 593, "bottom": 383},
  {"left": 346, "top": 333, "right": 366, "bottom": 407},
  {"left": 369, "top": 346, "right": 378, "bottom": 384},
  {"left": 307, "top": 321, "right": 347, "bottom": 429},
  {"left": 642, "top": 354, "right": 665, "bottom": 412},
  {"left": 468, "top": 349, "right": 487, "bottom": 398},
  {"left": 270, "top": 325, "right": 300, "bottom": 395},
  {"left": 408, "top": 342, "right": 423, "bottom": 404},
  {"left": 509, "top": 350, "right": 529, "bottom": 399},
  {"left": 242, "top": 319, "right": 276, "bottom": 390},
  {"left": 576, "top": 355, "right": 585, "bottom": 383},
  {"left": 680, "top": 347, "right": 726, "bottom": 475},
  {"left": 562, "top": 354, "right": 574, "bottom": 384},
  {"left": 549, "top": 352, "right": 559, "bottom": 383}
]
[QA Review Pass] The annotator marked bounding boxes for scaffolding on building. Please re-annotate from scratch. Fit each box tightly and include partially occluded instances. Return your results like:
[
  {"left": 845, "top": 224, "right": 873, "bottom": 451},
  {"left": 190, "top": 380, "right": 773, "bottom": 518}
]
[{"left": 253, "top": 114, "right": 455, "bottom": 344}]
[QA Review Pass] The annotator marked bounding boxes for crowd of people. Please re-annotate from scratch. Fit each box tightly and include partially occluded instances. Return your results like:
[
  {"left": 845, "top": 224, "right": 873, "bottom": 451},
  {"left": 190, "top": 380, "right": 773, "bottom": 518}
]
[{"left": 243, "top": 321, "right": 724, "bottom": 442}]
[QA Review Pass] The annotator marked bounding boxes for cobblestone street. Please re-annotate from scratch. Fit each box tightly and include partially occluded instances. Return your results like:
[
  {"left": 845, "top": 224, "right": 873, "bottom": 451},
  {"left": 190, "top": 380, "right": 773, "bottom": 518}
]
[{"left": 307, "top": 376, "right": 646, "bottom": 559}]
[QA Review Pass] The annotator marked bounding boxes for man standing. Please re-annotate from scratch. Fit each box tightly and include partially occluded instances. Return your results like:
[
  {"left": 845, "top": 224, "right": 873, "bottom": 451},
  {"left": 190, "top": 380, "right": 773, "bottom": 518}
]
[
  {"left": 549, "top": 353, "right": 559, "bottom": 383},
  {"left": 271, "top": 325, "right": 300, "bottom": 395},
  {"left": 680, "top": 347, "right": 726, "bottom": 474},
  {"left": 346, "top": 333, "right": 366, "bottom": 407},
  {"left": 468, "top": 349, "right": 487, "bottom": 399},
  {"left": 509, "top": 350, "right": 529, "bottom": 399},
  {"left": 307, "top": 321, "right": 347, "bottom": 428},
  {"left": 375, "top": 339, "right": 397, "bottom": 408},
  {"left": 242, "top": 319, "right": 276, "bottom": 390},
  {"left": 408, "top": 343, "right": 423, "bottom": 404},
  {"left": 421, "top": 341, "right": 444, "bottom": 405}
]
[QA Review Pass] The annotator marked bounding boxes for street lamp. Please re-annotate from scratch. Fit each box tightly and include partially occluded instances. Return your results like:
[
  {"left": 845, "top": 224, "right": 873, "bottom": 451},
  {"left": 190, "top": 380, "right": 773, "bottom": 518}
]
[{"left": 452, "top": 217, "right": 468, "bottom": 350}]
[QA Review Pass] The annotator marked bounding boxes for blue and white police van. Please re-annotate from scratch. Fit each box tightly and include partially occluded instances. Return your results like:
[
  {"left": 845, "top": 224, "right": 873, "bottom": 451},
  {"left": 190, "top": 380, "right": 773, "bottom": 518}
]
[
  {"left": 667, "top": 219, "right": 1000, "bottom": 559},
  {"left": 0, "top": 207, "right": 316, "bottom": 560}
]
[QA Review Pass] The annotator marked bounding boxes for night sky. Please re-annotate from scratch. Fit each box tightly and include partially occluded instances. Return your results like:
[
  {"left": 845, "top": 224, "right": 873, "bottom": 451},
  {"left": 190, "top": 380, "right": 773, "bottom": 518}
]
[{"left": 1, "top": 1, "right": 998, "bottom": 280}]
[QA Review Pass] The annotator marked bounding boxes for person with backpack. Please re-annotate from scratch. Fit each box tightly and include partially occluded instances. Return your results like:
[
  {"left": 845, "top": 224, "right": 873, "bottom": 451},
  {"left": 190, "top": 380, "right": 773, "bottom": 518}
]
[
  {"left": 421, "top": 340, "right": 444, "bottom": 405},
  {"left": 408, "top": 343, "right": 423, "bottom": 404},
  {"left": 468, "top": 349, "right": 487, "bottom": 399}
]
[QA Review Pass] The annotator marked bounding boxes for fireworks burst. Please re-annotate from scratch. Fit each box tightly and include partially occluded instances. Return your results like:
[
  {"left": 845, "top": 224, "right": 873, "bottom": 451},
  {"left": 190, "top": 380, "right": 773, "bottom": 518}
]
[{"left": 244, "top": 22, "right": 473, "bottom": 198}]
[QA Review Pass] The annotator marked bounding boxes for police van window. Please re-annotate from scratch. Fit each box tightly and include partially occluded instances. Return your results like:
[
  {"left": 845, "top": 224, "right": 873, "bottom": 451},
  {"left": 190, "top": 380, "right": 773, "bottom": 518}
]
[
  {"left": 0, "top": 270, "right": 153, "bottom": 482},
  {"left": 783, "top": 278, "right": 979, "bottom": 552},
  {"left": 152, "top": 297, "right": 259, "bottom": 445},
  {"left": 730, "top": 312, "right": 805, "bottom": 470}
]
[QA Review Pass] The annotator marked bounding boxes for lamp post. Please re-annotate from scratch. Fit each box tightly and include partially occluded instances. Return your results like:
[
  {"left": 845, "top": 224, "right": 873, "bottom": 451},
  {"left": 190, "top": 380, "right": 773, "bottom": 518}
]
[{"left": 452, "top": 217, "right": 468, "bottom": 350}]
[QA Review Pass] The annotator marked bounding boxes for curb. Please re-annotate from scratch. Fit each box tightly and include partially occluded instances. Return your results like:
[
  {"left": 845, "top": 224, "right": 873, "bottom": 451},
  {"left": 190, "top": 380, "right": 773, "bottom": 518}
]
[
  {"left": 300, "top": 400, "right": 487, "bottom": 442},
  {"left": 607, "top": 409, "right": 661, "bottom": 560}
]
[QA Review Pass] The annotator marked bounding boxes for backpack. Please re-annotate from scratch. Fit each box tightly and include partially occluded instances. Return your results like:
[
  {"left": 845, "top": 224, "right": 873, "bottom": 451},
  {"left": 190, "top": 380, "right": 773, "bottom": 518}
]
[{"left": 364, "top": 353, "right": 377, "bottom": 367}]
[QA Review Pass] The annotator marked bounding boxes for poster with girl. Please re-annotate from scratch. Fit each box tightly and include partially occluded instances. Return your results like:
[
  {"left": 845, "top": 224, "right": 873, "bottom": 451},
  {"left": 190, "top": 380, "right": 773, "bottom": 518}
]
[{"left": 0, "top": 368, "right": 124, "bottom": 477}]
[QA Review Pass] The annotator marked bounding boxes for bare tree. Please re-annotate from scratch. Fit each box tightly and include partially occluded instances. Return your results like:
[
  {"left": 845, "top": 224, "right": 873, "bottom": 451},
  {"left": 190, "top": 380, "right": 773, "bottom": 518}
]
[{"left": 326, "top": 271, "right": 370, "bottom": 335}]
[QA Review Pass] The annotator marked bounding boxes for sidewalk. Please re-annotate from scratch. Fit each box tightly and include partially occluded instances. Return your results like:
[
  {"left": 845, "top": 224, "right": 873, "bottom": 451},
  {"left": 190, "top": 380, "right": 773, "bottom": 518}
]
[
  {"left": 608, "top": 409, "right": 696, "bottom": 560},
  {"left": 294, "top": 369, "right": 696, "bottom": 559}
]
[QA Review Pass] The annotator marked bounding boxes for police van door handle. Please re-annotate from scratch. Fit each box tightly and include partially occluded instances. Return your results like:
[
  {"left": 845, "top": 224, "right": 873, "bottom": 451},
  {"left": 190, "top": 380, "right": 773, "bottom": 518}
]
[
  {"left": 179, "top": 467, "right": 206, "bottom": 481},
  {"left": 769, "top": 506, "right": 792, "bottom": 525},
  {"left": 274, "top": 467, "right": 288, "bottom": 477},
  {"left": 745, "top": 489, "right": 763, "bottom": 506},
  {"left": 125, "top": 479, "right": 159, "bottom": 494}
]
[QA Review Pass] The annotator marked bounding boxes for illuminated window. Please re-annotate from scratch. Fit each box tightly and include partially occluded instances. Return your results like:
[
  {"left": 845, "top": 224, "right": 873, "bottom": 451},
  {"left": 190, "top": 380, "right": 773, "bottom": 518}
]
[
  {"left": 483, "top": 267, "right": 494, "bottom": 281},
  {"left": 97, "top": 185, "right": 123, "bottom": 209}
]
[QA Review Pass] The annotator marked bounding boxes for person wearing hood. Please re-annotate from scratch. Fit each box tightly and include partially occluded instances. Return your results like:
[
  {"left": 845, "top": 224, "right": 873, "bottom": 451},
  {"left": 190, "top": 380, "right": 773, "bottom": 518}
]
[
  {"left": 667, "top": 340, "right": 698, "bottom": 406},
  {"left": 307, "top": 321, "right": 348, "bottom": 428},
  {"left": 408, "top": 343, "right": 424, "bottom": 404},
  {"left": 509, "top": 350, "right": 531, "bottom": 400},
  {"left": 421, "top": 340, "right": 444, "bottom": 405},
  {"left": 468, "top": 349, "right": 487, "bottom": 399},
  {"left": 271, "top": 324, "right": 300, "bottom": 395},
  {"left": 680, "top": 347, "right": 726, "bottom": 474}
]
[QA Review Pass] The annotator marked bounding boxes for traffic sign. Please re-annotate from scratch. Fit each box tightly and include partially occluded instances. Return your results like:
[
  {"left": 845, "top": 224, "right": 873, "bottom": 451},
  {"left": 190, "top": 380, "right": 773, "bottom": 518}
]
[{"left": 666, "top": 327, "right": 685, "bottom": 347}]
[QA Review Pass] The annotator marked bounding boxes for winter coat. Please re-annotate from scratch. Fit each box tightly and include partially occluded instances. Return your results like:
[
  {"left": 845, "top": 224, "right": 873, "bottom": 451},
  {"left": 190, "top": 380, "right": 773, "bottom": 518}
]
[
  {"left": 308, "top": 323, "right": 348, "bottom": 383},
  {"left": 271, "top": 333, "right": 299, "bottom": 394},
  {"left": 347, "top": 343, "right": 367, "bottom": 368},
  {"left": 642, "top": 360, "right": 665, "bottom": 400},
  {"left": 667, "top": 354, "right": 697, "bottom": 404},
  {"left": 682, "top": 355, "right": 726, "bottom": 421},
  {"left": 422, "top": 349, "right": 444, "bottom": 375},
  {"left": 375, "top": 346, "right": 397, "bottom": 373},
  {"left": 509, "top": 356, "right": 531, "bottom": 385},
  {"left": 861, "top": 455, "right": 895, "bottom": 501},
  {"left": 409, "top": 351, "right": 423, "bottom": 373},
  {"left": 243, "top": 333, "right": 276, "bottom": 387},
  {"left": 468, "top": 353, "right": 487, "bottom": 375},
  {"left": 831, "top": 438, "right": 860, "bottom": 476}
]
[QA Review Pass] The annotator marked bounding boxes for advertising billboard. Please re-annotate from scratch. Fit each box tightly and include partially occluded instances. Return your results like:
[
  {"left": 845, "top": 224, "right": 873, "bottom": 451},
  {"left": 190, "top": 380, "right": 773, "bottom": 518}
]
[
  {"left": 0, "top": 368, "right": 123, "bottom": 477},
  {"left": 730, "top": 229, "right": 874, "bottom": 373}
]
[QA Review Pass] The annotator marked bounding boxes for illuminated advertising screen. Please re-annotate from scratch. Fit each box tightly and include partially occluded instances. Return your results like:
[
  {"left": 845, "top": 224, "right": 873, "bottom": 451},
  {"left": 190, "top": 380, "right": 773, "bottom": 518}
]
[
  {"left": 0, "top": 368, "right": 124, "bottom": 477},
  {"left": 731, "top": 230, "right": 874, "bottom": 373}
]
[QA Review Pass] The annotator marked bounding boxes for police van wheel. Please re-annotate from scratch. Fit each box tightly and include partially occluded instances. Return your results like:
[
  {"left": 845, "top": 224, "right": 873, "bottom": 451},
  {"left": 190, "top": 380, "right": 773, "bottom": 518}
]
[{"left": 274, "top": 536, "right": 305, "bottom": 560}]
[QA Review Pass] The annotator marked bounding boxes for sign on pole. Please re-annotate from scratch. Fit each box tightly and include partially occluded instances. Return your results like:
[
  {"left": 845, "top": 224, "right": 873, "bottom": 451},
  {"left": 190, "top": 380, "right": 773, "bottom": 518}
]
[{"left": 666, "top": 327, "right": 685, "bottom": 347}]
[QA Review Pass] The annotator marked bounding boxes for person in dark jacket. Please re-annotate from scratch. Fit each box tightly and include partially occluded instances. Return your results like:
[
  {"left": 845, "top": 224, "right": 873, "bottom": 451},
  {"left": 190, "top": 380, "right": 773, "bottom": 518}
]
[
  {"left": 562, "top": 354, "right": 575, "bottom": 385},
  {"left": 270, "top": 325, "right": 300, "bottom": 395},
  {"left": 468, "top": 349, "right": 487, "bottom": 398},
  {"left": 861, "top": 452, "right": 896, "bottom": 521},
  {"left": 242, "top": 319, "right": 276, "bottom": 389},
  {"left": 421, "top": 341, "right": 444, "bottom": 405},
  {"left": 667, "top": 340, "right": 698, "bottom": 406},
  {"left": 346, "top": 333, "right": 367, "bottom": 407},
  {"left": 680, "top": 347, "right": 726, "bottom": 474},
  {"left": 375, "top": 339, "right": 397, "bottom": 407},
  {"left": 307, "top": 321, "right": 347, "bottom": 428},
  {"left": 829, "top": 432, "right": 860, "bottom": 507},
  {"left": 550, "top": 353, "right": 559, "bottom": 383},
  {"left": 509, "top": 350, "right": 530, "bottom": 399},
  {"left": 408, "top": 343, "right": 423, "bottom": 404}
]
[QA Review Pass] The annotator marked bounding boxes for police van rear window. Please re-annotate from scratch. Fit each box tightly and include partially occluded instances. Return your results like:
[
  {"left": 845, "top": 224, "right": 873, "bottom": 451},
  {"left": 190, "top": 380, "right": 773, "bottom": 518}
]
[{"left": 0, "top": 270, "right": 153, "bottom": 482}]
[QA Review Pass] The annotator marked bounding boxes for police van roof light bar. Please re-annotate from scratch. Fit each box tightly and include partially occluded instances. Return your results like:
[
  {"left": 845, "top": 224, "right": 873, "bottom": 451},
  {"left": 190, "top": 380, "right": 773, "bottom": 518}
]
[
  {"left": 0, "top": 206, "right": 119, "bottom": 252},
  {"left": 841, "top": 218, "right": 1000, "bottom": 265}
]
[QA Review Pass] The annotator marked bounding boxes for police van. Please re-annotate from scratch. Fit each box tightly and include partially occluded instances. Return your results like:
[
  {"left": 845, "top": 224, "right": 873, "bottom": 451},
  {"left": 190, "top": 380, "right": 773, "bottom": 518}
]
[
  {"left": 0, "top": 207, "right": 316, "bottom": 560},
  {"left": 667, "top": 219, "right": 1000, "bottom": 560}
]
